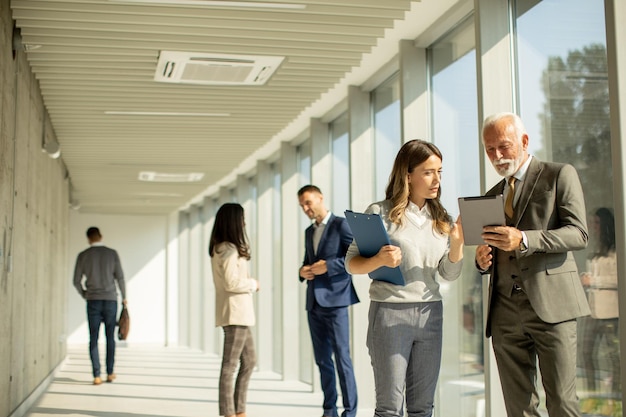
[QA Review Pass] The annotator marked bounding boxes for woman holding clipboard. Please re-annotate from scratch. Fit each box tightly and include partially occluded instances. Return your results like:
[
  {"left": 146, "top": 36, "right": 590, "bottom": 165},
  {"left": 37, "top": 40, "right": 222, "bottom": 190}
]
[{"left": 345, "top": 139, "right": 464, "bottom": 417}]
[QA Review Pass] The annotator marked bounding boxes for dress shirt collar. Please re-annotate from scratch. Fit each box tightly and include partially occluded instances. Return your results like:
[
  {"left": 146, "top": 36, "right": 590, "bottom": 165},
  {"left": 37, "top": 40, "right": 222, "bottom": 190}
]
[
  {"left": 90, "top": 242, "right": 104, "bottom": 247},
  {"left": 406, "top": 201, "right": 431, "bottom": 227},
  {"left": 510, "top": 155, "right": 533, "bottom": 182},
  {"left": 407, "top": 200, "right": 430, "bottom": 216},
  {"left": 315, "top": 211, "right": 332, "bottom": 227}
]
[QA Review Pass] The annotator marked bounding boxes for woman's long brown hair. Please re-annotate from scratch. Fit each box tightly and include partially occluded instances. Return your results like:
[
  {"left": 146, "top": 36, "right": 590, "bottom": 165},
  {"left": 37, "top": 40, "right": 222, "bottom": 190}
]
[
  {"left": 385, "top": 139, "right": 452, "bottom": 235},
  {"left": 209, "top": 203, "right": 251, "bottom": 259}
]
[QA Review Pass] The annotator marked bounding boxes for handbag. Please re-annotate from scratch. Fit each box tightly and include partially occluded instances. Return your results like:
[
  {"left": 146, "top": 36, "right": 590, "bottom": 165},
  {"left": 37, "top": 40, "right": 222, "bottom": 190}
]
[{"left": 117, "top": 305, "right": 130, "bottom": 340}]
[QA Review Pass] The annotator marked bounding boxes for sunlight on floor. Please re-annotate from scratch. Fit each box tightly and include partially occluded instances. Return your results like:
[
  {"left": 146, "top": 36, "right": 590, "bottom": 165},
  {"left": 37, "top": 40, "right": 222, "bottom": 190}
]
[{"left": 23, "top": 345, "right": 353, "bottom": 417}]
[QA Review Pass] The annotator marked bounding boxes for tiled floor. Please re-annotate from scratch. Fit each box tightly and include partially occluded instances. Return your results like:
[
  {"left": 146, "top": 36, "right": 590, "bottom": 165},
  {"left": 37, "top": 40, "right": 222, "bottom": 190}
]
[
  {"left": 24, "top": 342, "right": 622, "bottom": 417},
  {"left": 24, "top": 345, "right": 371, "bottom": 417}
]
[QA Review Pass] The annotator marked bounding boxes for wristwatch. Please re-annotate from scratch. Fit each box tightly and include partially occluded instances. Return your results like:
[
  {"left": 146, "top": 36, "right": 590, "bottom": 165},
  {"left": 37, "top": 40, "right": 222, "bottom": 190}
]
[{"left": 519, "top": 240, "right": 528, "bottom": 252}]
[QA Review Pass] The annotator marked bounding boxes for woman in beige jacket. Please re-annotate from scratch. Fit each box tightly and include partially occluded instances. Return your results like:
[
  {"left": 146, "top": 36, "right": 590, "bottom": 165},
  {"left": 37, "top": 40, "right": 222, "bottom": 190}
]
[{"left": 209, "top": 203, "right": 259, "bottom": 417}]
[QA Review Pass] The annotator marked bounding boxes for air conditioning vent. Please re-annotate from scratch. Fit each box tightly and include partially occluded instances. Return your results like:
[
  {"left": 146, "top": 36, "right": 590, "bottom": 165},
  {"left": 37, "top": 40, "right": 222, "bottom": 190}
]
[{"left": 154, "top": 51, "right": 284, "bottom": 86}]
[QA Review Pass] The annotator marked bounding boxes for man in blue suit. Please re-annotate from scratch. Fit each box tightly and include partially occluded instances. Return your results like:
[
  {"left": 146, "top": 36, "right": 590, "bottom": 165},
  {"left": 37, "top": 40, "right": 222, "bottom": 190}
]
[{"left": 298, "top": 185, "right": 359, "bottom": 417}]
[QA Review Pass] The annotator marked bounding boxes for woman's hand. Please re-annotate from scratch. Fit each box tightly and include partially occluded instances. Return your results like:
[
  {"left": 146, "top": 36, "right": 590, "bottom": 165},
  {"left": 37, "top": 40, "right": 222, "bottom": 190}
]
[
  {"left": 377, "top": 245, "right": 402, "bottom": 268},
  {"left": 448, "top": 216, "right": 464, "bottom": 262},
  {"left": 580, "top": 272, "right": 591, "bottom": 287},
  {"left": 450, "top": 215, "right": 464, "bottom": 246},
  {"left": 348, "top": 244, "right": 401, "bottom": 274}
]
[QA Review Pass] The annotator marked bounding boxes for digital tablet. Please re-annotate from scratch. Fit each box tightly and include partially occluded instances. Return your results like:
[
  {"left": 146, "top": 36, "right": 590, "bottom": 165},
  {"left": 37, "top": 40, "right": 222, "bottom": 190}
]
[
  {"left": 457, "top": 195, "right": 506, "bottom": 245},
  {"left": 344, "top": 210, "right": 405, "bottom": 286}
]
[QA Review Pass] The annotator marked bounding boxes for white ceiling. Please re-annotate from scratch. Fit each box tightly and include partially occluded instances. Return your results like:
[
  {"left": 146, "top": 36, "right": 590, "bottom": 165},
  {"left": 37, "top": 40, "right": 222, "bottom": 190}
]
[{"left": 10, "top": 0, "right": 463, "bottom": 215}]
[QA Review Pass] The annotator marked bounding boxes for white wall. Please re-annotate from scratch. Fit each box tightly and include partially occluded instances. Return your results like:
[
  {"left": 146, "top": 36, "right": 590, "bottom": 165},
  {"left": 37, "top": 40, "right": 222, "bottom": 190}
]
[{"left": 67, "top": 211, "right": 168, "bottom": 345}]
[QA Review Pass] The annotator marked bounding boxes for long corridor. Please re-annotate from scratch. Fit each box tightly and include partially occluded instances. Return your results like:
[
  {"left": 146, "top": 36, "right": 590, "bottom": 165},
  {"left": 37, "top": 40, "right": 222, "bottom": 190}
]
[{"left": 24, "top": 345, "right": 371, "bottom": 417}]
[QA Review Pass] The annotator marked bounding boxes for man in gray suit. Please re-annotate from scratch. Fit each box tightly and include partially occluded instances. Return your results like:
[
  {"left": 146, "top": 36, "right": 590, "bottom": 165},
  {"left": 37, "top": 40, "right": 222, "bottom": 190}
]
[{"left": 475, "top": 112, "right": 589, "bottom": 416}]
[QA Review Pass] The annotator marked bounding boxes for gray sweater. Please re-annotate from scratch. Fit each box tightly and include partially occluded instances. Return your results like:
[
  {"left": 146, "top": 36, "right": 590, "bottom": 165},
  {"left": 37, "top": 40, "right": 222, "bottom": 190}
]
[
  {"left": 73, "top": 244, "right": 126, "bottom": 301},
  {"left": 345, "top": 200, "right": 462, "bottom": 303}
]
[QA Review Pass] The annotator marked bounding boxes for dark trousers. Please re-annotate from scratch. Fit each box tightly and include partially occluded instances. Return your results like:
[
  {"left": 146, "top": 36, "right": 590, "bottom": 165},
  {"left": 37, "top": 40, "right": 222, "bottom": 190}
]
[
  {"left": 87, "top": 300, "right": 118, "bottom": 377},
  {"left": 308, "top": 304, "right": 358, "bottom": 417},
  {"left": 491, "top": 291, "right": 580, "bottom": 417}
]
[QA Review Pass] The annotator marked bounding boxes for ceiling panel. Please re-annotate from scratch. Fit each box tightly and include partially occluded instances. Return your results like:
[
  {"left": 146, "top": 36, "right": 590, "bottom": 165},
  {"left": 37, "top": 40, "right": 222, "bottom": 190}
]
[{"left": 9, "top": 0, "right": 454, "bottom": 214}]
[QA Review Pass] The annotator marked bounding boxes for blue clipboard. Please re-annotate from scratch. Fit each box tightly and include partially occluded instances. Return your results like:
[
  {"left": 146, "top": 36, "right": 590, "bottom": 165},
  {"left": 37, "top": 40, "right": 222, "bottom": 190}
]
[{"left": 344, "top": 210, "right": 405, "bottom": 286}]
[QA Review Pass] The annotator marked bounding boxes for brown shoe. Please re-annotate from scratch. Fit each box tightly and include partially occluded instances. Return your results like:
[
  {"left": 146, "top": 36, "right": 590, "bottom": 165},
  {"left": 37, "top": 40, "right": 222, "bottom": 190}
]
[
  {"left": 106, "top": 374, "right": 116, "bottom": 383},
  {"left": 93, "top": 377, "right": 102, "bottom": 385}
]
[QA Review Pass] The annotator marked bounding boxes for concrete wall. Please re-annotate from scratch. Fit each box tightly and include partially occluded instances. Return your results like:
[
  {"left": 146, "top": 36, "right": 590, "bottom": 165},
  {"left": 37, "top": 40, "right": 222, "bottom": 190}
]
[{"left": 0, "top": 0, "right": 71, "bottom": 415}]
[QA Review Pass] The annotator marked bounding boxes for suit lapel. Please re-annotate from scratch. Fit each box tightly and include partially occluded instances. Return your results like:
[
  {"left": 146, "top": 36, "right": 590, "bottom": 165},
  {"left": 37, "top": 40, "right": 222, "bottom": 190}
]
[
  {"left": 305, "top": 225, "right": 315, "bottom": 258},
  {"left": 315, "top": 214, "right": 335, "bottom": 255},
  {"left": 488, "top": 179, "right": 507, "bottom": 197}
]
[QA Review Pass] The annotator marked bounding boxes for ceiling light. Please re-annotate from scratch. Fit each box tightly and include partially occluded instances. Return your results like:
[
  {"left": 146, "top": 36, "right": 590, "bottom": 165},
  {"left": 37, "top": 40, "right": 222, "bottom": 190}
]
[
  {"left": 139, "top": 171, "right": 205, "bottom": 182},
  {"left": 12, "top": 26, "right": 42, "bottom": 53},
  {"left": 105, "top": 111, "right": 230, "bottom": 116},
  {"left": 42, "top": 140, "right": 61, "bottom": 159},
  {"left": 108, "top": 0, "right": 305, "bottom": 9},
  {"left": 137, "top": 192, "right": 185, "bottom": 197}
]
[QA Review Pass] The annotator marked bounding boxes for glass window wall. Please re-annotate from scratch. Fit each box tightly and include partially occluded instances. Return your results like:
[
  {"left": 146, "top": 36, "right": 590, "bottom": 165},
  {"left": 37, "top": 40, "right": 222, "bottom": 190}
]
[
  {"left": 515, "top": 0, "right": 618, "bottom": 414},
  {"left": 429, "top": 15, "right": 483, "bottom": 417},
  {"left": 330, "top": 113, "right": 351, "bottom": 215},
  {"left": 372, "top": 75, "right": 401, "bottom": 201}
]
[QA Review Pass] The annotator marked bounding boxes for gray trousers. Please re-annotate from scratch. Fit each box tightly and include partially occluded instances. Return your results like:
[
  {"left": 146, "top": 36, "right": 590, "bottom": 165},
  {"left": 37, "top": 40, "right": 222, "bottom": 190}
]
[
  {"left": 367, "top": 301, "right": 443, "bottom": 417},
  {"left": 219, "top": 325, "right": 256, "bottom": 416}
]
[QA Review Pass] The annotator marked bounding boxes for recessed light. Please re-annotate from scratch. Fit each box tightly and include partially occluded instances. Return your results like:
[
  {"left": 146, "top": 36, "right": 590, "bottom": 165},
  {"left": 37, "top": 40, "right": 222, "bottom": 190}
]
[
  {"left": 137, "top": 192, "right": 185, "bottom": 197},
  {"left": 139, "top": 171, "right": 205, "bottom": 182},
  {"left": 108, "top": 0, "right": 305, "bottom": 9},
  {"left": 105, "top": 111, "right": 230, "bottom": 116}
]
